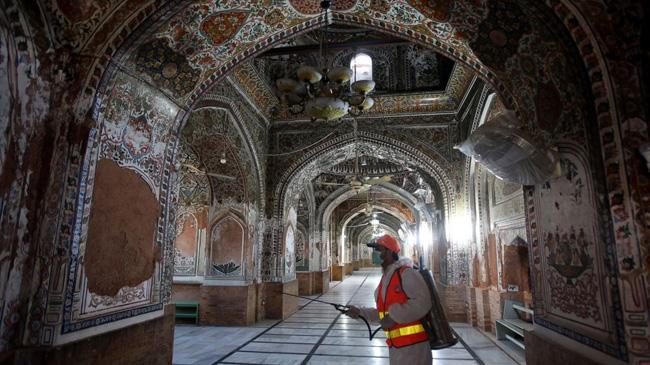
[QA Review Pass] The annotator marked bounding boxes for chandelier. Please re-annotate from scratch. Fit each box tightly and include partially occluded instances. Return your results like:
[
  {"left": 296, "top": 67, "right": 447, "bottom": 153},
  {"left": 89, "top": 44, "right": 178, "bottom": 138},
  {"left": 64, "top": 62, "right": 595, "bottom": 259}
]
[{"left": 275, "top": 0, "right": 376, "bottom": 121}]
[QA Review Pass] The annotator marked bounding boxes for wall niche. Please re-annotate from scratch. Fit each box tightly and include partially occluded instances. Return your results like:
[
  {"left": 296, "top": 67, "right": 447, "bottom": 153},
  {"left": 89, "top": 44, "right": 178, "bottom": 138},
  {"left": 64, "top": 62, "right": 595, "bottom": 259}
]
[{"left": 208, "top": 212, "right": 246, "bottom": 278}]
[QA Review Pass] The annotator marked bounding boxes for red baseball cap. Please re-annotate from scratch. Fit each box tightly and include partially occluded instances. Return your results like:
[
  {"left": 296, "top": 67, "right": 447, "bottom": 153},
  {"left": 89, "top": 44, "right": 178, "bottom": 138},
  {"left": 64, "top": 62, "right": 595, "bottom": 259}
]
[{"left": 367, "top": 234, "right": 401, "bottom": 253}]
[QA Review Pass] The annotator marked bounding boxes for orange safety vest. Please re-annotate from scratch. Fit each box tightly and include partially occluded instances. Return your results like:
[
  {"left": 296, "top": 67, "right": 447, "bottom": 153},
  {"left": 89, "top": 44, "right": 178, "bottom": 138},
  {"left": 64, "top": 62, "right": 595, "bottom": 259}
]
[{"left": 376, "top": 266, "right": 428, "bottom": 348}]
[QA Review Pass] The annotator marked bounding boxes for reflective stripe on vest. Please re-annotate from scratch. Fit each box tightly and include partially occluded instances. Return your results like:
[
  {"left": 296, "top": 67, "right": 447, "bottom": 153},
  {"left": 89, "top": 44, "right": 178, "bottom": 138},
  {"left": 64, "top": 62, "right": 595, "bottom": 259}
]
[
  {"left": 376, "top": 267, "right": 429, "bottom": 348},
  {"left": 386, "top": 323, "right": 426, "bottom": 339}
]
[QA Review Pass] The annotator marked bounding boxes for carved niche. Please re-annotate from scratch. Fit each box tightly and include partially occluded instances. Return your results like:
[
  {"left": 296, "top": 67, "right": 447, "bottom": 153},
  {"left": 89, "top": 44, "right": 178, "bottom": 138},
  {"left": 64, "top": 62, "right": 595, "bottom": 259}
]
[
  {"left": 208, "top": 213, "right": 246, "bottom": 278},
  {"left": 174, "top": 213, "right": 200, "bottom": 276}
]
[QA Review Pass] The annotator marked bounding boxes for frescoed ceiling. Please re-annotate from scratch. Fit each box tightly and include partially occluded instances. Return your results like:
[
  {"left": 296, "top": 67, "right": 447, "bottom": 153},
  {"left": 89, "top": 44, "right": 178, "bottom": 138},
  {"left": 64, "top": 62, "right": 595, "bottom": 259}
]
[
  {"left": 230, "top": 23, "right": 473, "bottom": 121},
  {"left": 254, "top": 24, "right": 456, "bottom": 94}
]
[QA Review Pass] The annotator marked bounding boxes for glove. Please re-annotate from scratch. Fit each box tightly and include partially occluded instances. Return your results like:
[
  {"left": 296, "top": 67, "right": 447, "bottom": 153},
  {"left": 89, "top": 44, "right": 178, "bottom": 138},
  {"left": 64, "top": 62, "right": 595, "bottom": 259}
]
[
  {"left": 345, "top": 305, "right": 360, "bottom": 319},
  {"left": 380, "top": 315, "right": 397, "bottom": 330}
]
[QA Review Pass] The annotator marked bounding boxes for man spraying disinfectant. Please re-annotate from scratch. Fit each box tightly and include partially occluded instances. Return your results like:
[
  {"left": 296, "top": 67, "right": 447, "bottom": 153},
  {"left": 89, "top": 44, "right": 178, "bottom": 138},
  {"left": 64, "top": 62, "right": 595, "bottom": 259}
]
[{"left": 345, "top": 234, "right": 433, "bottom": 365}]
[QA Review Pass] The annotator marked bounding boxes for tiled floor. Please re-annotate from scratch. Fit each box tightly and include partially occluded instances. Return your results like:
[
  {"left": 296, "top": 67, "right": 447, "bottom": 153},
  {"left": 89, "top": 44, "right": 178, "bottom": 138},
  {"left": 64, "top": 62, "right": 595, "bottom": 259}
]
[{"left": 173, "top": 269, "right": 523, "bottom": 365}]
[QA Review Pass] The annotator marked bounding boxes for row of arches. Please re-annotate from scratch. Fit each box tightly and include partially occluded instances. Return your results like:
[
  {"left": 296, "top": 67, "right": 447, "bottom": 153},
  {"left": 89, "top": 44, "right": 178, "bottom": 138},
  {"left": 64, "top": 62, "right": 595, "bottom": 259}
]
[{"left": 0, "top": 1, "right": 647, "bottom": 364}]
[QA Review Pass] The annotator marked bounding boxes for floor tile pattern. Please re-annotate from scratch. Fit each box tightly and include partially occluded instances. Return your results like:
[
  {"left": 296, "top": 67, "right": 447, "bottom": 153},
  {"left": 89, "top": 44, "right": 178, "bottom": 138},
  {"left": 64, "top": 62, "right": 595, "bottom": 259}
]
[{"left": 173, "top": 269, "right": 522, "bottom": 365}]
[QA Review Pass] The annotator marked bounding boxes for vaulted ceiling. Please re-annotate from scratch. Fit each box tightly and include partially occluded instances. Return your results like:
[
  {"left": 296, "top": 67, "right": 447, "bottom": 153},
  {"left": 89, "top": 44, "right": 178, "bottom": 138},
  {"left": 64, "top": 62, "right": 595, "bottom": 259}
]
[
  {"left": 227, "top": 23, "right": 474, "bottom": 122},
  {"left": 177, "top": 18, "right": 483, "bottom": 249}
]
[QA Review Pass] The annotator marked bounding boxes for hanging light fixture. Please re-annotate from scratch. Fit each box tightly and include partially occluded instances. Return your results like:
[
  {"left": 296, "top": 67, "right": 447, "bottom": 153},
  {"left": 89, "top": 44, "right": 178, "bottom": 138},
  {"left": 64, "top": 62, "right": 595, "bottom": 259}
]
[{"left": 275, "top": 0, "right": 375, "bottom": 121}]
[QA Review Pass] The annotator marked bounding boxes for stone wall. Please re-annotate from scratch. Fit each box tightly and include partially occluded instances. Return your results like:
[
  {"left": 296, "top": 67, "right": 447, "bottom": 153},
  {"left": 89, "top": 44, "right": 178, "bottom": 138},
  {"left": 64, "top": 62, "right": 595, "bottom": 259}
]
[
  {"left": 264, "top": 280, "right": 298, "bottom": 319},
  {"left": 171, "top": 283, "right": 257, "bottom": 325},
  {"left": 465, "top": 287, "right": 477, "bottom": 326},
  {"left": 297, "top": 272, "right": 314, "bottom": 295},
  {"left": 200, "top": 285, "right": 256, "bottom": 326},
  {"left": 297, "top": 270, "right": 331, "bottom": 296},
  {"left": 474, "top": 288, "right": 492, "bottom": 332},
  {"left": 314, "top": 270, "right": 330, "bottom": 294},
  {"left": 331, "top": 266, "right": 344, "bottom": 281},
  {"left": 440, "top": 285, "right": 467, "bottom": 323}
]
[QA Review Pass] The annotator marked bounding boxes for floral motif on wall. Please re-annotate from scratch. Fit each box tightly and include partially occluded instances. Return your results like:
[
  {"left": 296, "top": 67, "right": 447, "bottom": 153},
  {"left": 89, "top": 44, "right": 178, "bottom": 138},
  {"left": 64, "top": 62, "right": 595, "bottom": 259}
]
[
  {"left": 177, "top": 147, "right": 210, "bottom": 209},
  {"left": 530, "top": 146, "right": 618, "bottom": 353},
  {"left": 560, "top": 158, "right": 584, "bottom": 204},
  {"left": 121, "top": 115, "right": 153, "bottom": 160},
  {"left": 544, "top": 226, "right": 600, "bottom": 322},
  {"left": 200, "top": 11, "right": 250, "bottom": 46},
  {"left": 284, "top": 207, "right": 297, "bottom": 279},
  {"left": 173, "top": 212, "right": 201, "bottom": 276},
  {"left": 99, "top": 71, "right": 181, "bottom": 191},
  {"left": 231, "top": 61, "right": 278, "bottom": 118},
  {"left": 492, "top": 176, "right": 522, "bottom": 206},
  {"left": 174, "top": 248, "right": 197, "bottom": 276},
  {"left": 84, "top": 281, "right": 150, "bottom": 313},
  {"left": 45, "top": 0, "right": 118, "bottom": 48},
  {"left": 134, "top": 38, "right": 201, "bottom": 96},
  {"left": 545, "top": 227, "right": 594, "bottom": 285},
  {"left": 212, "top": 261, "right": 241, "bottom": 276}
]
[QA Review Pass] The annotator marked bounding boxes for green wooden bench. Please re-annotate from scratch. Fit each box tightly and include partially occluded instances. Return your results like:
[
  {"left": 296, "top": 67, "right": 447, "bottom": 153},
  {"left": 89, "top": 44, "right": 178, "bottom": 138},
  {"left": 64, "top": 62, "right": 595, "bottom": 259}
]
[{"left": 173, "top": 301, "right": 199, "bottom": 324}]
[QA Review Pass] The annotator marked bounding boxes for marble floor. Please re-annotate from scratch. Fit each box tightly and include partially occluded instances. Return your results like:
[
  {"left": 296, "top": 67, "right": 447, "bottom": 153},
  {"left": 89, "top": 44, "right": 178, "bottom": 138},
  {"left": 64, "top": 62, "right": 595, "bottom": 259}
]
[{"left": 173, "top": 269, "right": 523, "bottom": 365}]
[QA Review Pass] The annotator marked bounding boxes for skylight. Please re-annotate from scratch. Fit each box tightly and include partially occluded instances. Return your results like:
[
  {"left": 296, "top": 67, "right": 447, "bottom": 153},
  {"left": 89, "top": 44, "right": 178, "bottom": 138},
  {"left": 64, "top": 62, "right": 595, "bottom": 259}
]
[{"left": 351, "top": 53, "right": 372, "bottom": 82}]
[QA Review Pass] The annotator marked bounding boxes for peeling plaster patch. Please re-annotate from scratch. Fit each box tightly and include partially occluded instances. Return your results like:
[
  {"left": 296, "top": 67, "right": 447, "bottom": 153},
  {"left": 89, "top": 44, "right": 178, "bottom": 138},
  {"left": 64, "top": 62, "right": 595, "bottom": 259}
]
[{"left": 85, "top": 159, "right": 161, "bottom": 297}]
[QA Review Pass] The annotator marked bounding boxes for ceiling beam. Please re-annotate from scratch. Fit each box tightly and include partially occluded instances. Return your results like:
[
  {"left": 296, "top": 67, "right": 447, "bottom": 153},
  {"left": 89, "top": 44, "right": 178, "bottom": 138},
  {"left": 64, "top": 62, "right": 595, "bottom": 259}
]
[{"left": 258, "top": 38, "right": 411, "bottom": 58}]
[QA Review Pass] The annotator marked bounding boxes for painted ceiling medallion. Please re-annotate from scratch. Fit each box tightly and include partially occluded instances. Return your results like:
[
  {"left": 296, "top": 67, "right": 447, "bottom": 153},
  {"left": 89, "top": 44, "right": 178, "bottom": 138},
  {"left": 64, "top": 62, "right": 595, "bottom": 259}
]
[
  {"left": 162, "top": 63, "right": 178, "bottom": 79},
  {"left": 134, "top": 39, "right": 201, "bottom": 96},
  {"left": 200, "top": 11, "right": 249, "bottom": 46}
]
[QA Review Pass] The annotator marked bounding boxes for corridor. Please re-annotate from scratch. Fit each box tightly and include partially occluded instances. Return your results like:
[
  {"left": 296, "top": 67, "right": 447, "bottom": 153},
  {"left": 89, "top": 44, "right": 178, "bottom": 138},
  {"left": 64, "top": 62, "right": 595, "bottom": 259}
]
[{"left": 173, "top": 269, "right": 520, "bottom": 365}]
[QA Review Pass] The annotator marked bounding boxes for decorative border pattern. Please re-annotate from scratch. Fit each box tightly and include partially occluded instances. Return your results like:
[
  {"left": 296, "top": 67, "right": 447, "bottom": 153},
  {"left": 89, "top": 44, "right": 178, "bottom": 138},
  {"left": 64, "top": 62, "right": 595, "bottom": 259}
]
[
  {"left": 544, "top": 1, "right": 647, "bottom": 360},
  {"left": 60, "top": 126, "right": 167, "bottom": 336},
  {"left": 525, "top": 143, "right": 626, "bottom": 359}
]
